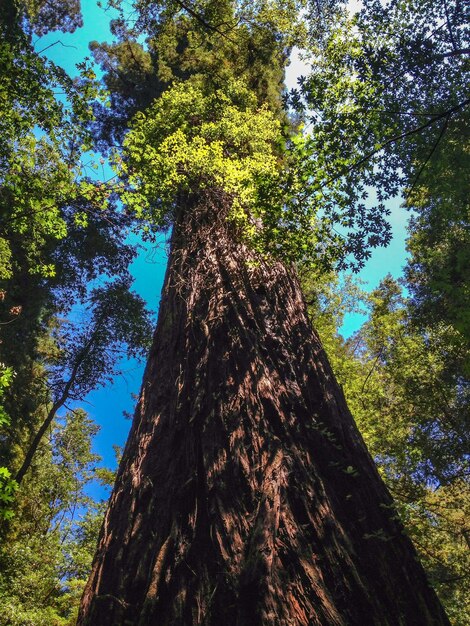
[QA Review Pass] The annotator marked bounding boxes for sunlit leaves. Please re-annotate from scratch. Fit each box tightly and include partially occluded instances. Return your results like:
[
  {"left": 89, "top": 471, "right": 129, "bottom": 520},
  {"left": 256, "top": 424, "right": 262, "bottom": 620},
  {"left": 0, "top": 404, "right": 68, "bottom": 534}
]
[
  {"left": 0, "top": 365, "right": 18, "bottom": 521},
  {"left": 119, "top": 78, "right": 281, "bottom": 232}
]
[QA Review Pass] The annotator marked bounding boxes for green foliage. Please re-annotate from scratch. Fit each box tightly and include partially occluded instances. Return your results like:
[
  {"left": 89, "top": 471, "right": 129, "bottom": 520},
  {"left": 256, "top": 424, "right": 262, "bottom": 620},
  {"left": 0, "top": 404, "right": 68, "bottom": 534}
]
[
  {"left": 0, "top": 409, "right": 111, "bottom": 625},
  {"left": 405, "top": 115, "right": 470, "bottom": 347},
  {"left": 0, "top": 365, "right": 14, "bottom": 427},
  {"left": 2, "top": 136, "right": 72, "bottom": 279},
  {"left": 299, "top": 0, "right": 469, "bottom": 193},
  {"left": 0, "top": 468, "right": 17, "bottom": 522},
  {"left": 120, "top": 77, "right": 281, "bottom": 236},
  {"left": 20, "top": 0, "right": 83, "bottom": 35},
  {"left": 306, "top": 275, "right": 469, "bottom": 625},
  {"left": 293, "top": 0, "right": 469, "bottom": 268},
  {"left": 357, "top": 278, "right": 468, "bottom": 486},
  {"left": 0, "top": 0, "right": 108, "bottom": 284},
  {"left": 0, "top": 366, "right": 18, "bottom": 521}
]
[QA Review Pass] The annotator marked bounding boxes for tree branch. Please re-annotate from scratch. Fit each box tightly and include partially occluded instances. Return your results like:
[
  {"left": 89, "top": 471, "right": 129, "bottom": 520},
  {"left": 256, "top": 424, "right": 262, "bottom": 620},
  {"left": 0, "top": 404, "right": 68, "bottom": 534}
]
[
  {"left": 443, "top": 0, "right": 458, "bottom": 52},
  {"left": 14, "top": 323, "right": 103, "bottom": 485},
  {"left": 441, "top": 47, "right": 470, "bottom": 58},
  {"left": 173, "top": 0, "right": 236, "bottom": 43},
  {"left": 36, "top": 39, "right": 78, "bottom": 54},
  {"left": 319, "top": 97, "right": 470, "bottom": 190}
]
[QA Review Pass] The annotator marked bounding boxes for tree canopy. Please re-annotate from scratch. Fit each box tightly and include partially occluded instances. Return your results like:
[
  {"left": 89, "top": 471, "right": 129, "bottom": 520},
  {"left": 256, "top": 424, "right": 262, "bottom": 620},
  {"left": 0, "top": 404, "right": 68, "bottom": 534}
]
[
  {"left": 0, "top": 0, "right": 468, "bottom": 623},
  {"left": 0, "top": 2, "right": 152, "bottom": 621}
]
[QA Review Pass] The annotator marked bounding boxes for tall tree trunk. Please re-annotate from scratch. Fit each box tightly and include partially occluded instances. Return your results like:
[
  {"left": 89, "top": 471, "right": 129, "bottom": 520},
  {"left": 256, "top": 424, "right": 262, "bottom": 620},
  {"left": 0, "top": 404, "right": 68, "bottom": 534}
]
[{"left": 78, "top": 190, "right": 449, "bottom": 625}]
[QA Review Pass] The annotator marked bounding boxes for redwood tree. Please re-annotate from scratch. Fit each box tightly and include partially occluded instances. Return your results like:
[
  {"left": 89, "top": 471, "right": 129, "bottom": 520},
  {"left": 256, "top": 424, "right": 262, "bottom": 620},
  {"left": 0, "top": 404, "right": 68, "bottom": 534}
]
[{"left": 78, "top": 1, "right": 450, "bottom": 623}]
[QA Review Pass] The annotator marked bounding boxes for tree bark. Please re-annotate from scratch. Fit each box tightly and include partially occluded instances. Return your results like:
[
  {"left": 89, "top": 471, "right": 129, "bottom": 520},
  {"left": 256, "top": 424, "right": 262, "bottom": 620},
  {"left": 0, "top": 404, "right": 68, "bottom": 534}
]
[{"left": 78, "top": 190, "right": 449, "bottom": 625}]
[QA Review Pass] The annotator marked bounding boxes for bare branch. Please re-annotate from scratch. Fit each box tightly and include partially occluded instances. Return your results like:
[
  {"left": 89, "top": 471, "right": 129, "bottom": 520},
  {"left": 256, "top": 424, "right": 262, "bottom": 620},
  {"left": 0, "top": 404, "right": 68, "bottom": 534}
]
[{"left": 36, "top": 39, "right": 78, "bottom": 54}]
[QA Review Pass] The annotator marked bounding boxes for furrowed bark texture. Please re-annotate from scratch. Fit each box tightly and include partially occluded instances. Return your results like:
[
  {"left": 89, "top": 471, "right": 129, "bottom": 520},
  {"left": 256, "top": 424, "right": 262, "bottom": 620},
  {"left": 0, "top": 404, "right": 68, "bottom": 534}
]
[{"left": 78, "top": 191, "right": 449, "bottom": 626}]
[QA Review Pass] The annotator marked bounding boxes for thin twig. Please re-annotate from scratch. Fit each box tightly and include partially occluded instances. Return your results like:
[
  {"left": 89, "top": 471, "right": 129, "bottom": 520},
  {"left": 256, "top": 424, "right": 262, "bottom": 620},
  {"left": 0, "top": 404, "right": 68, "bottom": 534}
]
[
  {"left": 405, "top": 112, "right": 451, "bottom": 198},
  {"left": 319, "top": 97, "right": 470, "bottom": 190},
  {"left": 443, "top": 0, "right": 458, "bottom": 52},
  {"left": 36, "top": 40, "right": 78, "bottom": 54},
  {"left": 173, "top": 0, "right": 236, "bottom": 43}
]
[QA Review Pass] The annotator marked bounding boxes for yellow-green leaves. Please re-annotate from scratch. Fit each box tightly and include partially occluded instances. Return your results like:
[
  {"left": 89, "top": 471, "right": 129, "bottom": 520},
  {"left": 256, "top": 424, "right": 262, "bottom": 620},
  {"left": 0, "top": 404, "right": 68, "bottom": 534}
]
[
  {"left": 118, "top": 76, "right": 351, "bottom": 268},
  {"left": 0, "top": 239, "right": 12, "bottom": 281},
  {"left": 0, "top": 364, "right": 17, "bottom": 520},
  {"left": 119, "top": 78, "right": 281, "bottom": 235}
]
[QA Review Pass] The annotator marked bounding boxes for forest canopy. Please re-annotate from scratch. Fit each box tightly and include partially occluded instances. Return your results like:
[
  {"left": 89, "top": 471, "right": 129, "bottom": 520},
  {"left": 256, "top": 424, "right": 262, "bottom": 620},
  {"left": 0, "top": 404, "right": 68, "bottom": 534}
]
[{"left": 0, "top": 0, "right": 468, "bottom": 624}]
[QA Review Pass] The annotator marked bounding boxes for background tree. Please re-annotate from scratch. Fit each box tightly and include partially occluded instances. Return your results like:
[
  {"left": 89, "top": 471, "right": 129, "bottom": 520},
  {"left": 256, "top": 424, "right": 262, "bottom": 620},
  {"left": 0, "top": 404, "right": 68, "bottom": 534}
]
[
  {"left": 357, "top": 279, "right": 469, "bottom": 625},
  {"left": 0, "top": 409, "right": 115, "bottom": 626},
  {"left": 0, "top": 2, "right": 153, "bottom": 621},
  {"left": 302, "top": 271, "right": 469, "bottom": 625}
]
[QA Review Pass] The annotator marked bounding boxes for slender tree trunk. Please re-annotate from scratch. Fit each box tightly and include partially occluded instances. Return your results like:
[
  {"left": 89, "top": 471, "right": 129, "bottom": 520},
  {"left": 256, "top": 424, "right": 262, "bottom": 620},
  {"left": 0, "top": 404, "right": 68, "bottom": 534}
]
[
  {"left": 78, "top": 190, "right": 449, "bottom": 625},
  {"left": 15, "top": 326, "right": 99, "bottom": 485}
]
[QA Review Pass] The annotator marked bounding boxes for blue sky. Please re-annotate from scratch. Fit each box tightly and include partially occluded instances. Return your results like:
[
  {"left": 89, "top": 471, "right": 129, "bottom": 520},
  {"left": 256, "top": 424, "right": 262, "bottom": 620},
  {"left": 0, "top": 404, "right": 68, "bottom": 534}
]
[{"left": 36, "top": 1, "right": 410, "bottom": 479}]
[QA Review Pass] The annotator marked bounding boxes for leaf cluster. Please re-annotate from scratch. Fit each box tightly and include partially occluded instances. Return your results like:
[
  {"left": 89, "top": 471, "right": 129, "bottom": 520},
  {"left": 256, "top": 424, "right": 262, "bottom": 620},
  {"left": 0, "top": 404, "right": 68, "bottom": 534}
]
[
  {"left": 120, "top": 77, "right": 281, "bottom": 237},
  {"left": 306, "top": 273, "right": 469, "bottom": 624},
  {"left": 291, "top": 0, "right": 469, "bottom": 269},
  {"left": 0, "top": 409, "right": 112, "bottom": 625}
]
